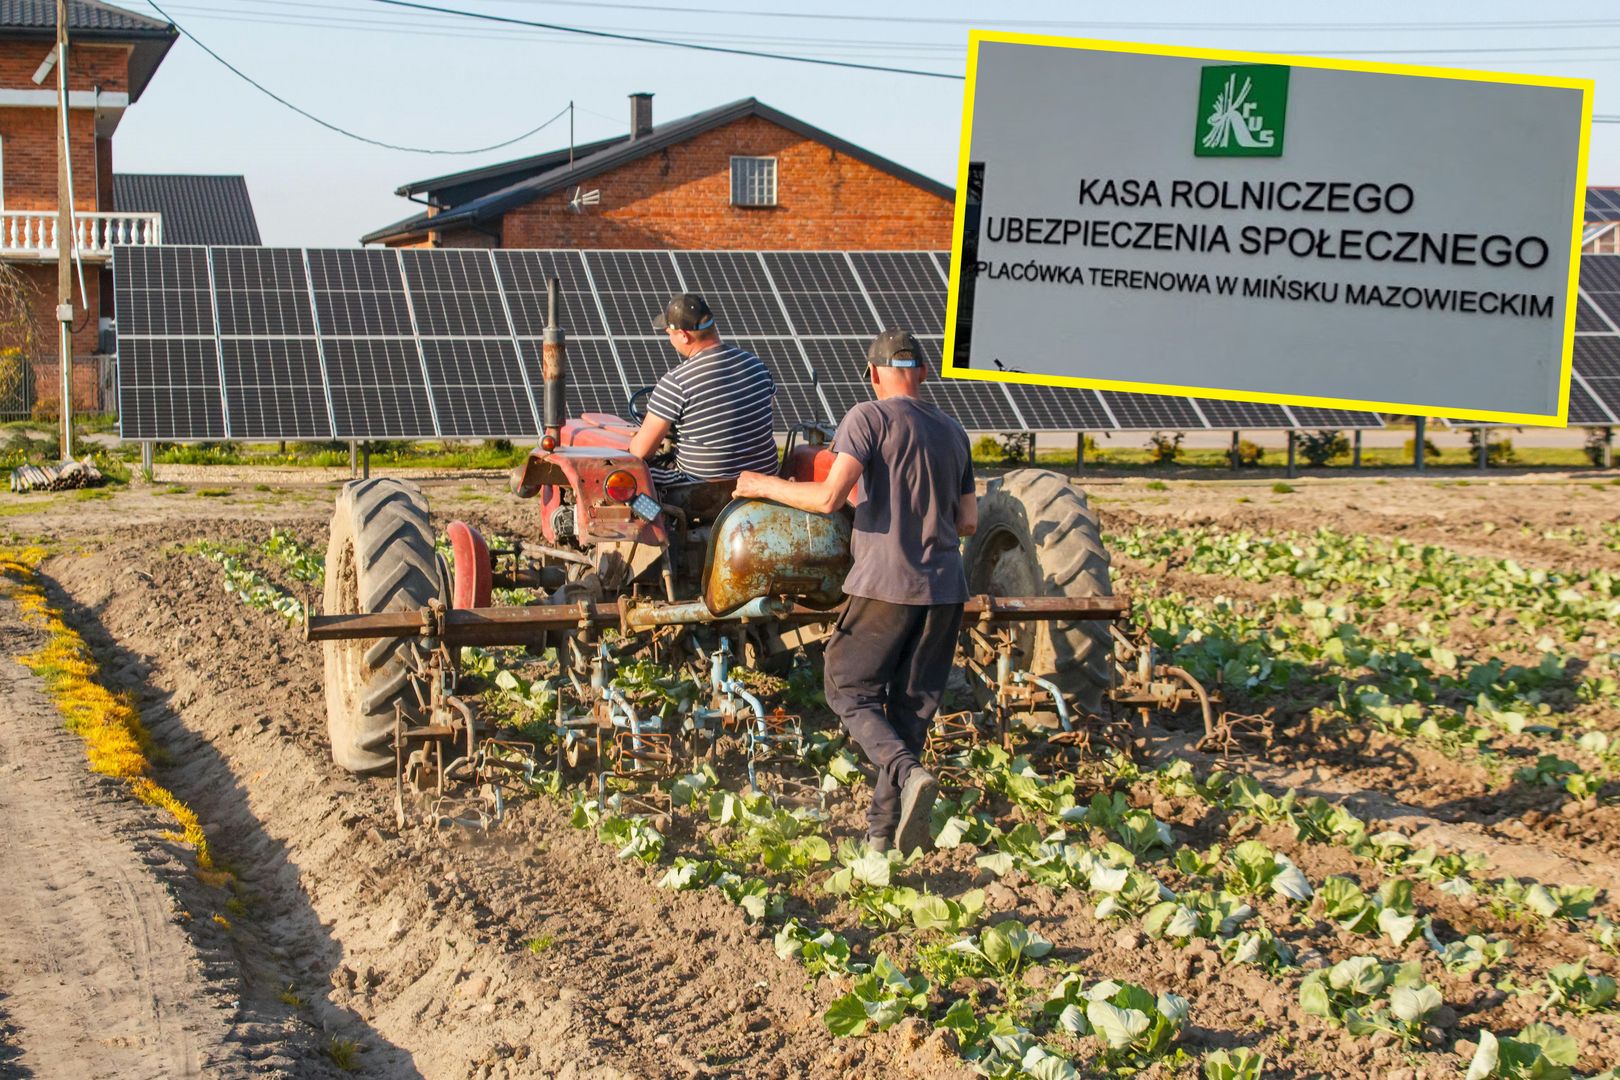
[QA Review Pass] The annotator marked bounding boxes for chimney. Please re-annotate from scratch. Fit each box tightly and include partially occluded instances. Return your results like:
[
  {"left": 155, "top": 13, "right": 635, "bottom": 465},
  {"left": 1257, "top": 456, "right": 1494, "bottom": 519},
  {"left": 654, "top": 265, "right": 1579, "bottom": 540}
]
[{"left": 629, "top": 92, "right": 654, "bottom": 140}]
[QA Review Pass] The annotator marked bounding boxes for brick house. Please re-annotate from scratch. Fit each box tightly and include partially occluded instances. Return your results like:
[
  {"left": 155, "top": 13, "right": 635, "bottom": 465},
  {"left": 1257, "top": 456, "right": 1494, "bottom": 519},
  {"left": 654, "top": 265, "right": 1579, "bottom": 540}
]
[
  {"left": 361, "top": 94, "right": 954, "bottom": 251},
  {"left": 0, "top": 0, "right": 181, "bottom": 415}
]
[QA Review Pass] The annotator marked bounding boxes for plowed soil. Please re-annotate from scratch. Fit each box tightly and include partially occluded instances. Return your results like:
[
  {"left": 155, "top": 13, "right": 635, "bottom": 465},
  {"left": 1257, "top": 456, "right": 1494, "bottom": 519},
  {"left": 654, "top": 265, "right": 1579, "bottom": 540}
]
[{"left": 1, "top": 468, "right": 1617, "bottom": 1077}]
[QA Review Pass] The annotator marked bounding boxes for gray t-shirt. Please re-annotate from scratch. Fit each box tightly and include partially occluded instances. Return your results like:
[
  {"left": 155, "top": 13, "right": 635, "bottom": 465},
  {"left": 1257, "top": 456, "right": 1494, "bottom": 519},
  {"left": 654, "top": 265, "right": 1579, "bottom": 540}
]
[{"left": 832, "top": 395, "right": 974, "bottom": 606}]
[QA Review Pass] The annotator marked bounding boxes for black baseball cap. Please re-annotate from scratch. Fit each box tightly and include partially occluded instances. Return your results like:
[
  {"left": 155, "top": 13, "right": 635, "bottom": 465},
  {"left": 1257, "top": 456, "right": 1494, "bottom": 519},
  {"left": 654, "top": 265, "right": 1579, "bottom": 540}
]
[
  {"left": 651, "top": 293, "right": 715, "bottom": 332},
  {"left": 865, "top": 329, "right": 922, "bottom": 369}
]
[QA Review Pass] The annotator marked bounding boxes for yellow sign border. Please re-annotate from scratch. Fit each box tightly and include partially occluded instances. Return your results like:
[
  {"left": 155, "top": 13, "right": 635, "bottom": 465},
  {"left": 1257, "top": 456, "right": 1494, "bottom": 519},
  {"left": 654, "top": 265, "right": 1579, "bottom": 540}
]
[{"left": 940, "top": 31, "right": 1595, "bottom": 428}]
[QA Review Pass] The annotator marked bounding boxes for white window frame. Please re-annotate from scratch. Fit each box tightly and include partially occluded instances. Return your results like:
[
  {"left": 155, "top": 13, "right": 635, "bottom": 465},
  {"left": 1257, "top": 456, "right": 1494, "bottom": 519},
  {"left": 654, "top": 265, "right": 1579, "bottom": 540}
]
[{"left": 730, "top": 155, "right": 777, "bottom": 207}]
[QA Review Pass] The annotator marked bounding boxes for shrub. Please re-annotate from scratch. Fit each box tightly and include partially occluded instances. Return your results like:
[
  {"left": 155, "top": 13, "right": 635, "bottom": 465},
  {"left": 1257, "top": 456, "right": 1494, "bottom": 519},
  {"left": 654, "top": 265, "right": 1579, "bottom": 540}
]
[
  {"left": 995, "top": 432, "right": 1034, "bottom": 464},
  {"left": 1298, "top": 430, "right": 1348, "bottom": 467},
  {"left": 1468, "top": 427, "right": 1518, "bottom": 466},
  {"left": 1146, "top": 431, "right": 1183, "bottom": 465},
  {"left": 1234, "top": 439, "right": 1264, "bottom": 467},
  {"left": 1402, "top": 437, "right": 1441, "bottom": 460}
]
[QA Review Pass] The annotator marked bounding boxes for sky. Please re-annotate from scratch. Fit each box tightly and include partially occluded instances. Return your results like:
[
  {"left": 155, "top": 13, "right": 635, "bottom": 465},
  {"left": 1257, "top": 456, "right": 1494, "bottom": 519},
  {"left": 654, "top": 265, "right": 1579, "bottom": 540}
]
[{"left": 108, "top": 0, "right": 1620, "bottom": 248}]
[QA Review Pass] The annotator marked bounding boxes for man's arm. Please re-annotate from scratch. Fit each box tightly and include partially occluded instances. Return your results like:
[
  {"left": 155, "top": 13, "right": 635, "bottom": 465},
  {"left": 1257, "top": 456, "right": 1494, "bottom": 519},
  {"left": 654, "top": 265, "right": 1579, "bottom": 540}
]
[
  {"left": 732, "top": 453, "right": 863, "bottom": 514},
  {"left": 957, "top": 491, "right": 978, "bottom": 537},
  {"left": 628, "top": 412, "right": 673, "bottom": 463}
]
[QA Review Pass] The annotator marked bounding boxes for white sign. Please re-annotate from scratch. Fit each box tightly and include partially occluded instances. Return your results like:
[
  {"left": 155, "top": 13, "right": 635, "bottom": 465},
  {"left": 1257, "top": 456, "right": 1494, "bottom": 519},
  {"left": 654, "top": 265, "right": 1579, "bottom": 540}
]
[{"left": 944, "top": 36, "right": 1592, "bottom": 425}]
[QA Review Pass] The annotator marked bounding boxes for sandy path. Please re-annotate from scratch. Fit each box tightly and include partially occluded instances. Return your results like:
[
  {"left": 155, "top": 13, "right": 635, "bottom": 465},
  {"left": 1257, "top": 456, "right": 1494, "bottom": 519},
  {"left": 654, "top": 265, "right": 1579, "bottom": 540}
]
[{"left": 0, "top": 604, "right": 224, "bottom": 1079}]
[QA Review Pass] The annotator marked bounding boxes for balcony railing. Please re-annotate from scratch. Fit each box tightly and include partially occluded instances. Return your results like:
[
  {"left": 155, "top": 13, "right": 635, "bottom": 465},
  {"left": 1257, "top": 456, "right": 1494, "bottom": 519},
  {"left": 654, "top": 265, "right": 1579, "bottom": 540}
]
[{"left": 0, "top": 211, "right": 163, "bottom": 260}]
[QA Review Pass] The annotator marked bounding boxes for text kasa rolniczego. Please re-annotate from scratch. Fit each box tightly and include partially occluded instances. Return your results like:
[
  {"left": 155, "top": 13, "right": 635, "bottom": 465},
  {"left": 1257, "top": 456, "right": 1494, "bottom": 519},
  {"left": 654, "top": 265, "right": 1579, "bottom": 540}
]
[{"left": 974, "top": 178, "right": 1559, "bottom": 320}]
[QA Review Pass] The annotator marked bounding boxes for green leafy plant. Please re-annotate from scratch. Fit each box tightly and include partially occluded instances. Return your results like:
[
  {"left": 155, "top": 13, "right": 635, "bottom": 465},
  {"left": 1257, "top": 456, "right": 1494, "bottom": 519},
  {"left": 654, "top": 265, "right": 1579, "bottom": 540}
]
[
  {"left": 597, "top": 815, "right": 665, "bottom": 863},
  {"left": 1542, "top": 959, "right": 1617, "bottom": 1014},
  {"left": 1204, "top": 1047, "right": 1265, "bottom": 1080},
  {"left": 822, "top": 955, "right": 929, "bottom": 1037},
  {"left": 1222, "top": 840, "right": 1313, "bottom": 902},
  {"left": 1300, "top": 956, "right": 1434, "bottom": 1041},
  {"left": 942, "top": 918, "right": 1054, "bottom": 981},
  {"left": 1083, "top": 981, "right": 1190, "bottom": 1069},
  {"left": 1465, "top": 1024, "right": 1579, "bottom": 1080},
  {"left": 774, "top": 918, "right": 857, "bottom": 979}
]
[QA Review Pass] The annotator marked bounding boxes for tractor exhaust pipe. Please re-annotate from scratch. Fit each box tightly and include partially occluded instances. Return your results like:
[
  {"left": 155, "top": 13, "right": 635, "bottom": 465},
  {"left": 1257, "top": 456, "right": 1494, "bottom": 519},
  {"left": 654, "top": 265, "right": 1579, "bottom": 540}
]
[{"left": 541, "top": 277, "right": 566, "bottom": 443}]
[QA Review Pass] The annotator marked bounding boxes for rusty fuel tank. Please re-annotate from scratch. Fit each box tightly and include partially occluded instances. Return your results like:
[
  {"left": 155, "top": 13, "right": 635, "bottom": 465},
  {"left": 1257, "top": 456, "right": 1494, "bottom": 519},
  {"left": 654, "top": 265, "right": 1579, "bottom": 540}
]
[{"left": 702, "top": 499, "right": 851, "bottom": 616}]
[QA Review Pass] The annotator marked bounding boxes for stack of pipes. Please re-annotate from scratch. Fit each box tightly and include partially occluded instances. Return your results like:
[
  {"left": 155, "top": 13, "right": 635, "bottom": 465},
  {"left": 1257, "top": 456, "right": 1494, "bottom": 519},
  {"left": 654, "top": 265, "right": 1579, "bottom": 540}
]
[{"left": 8, "top": 457, "right": 103, "bottom": 493}]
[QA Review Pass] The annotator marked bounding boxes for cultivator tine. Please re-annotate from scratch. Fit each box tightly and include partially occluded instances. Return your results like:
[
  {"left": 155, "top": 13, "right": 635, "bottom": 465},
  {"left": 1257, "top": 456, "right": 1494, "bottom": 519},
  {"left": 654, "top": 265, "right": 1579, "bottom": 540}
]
[
  {"left": 1197, "top": 710, "right": 1276, "bottom": 756},
  {"left": 925, "top": 710, "right": 985, "bottom": 789},
  {"left": 748, "top": 710, "right": 823, "bottom": 807}
]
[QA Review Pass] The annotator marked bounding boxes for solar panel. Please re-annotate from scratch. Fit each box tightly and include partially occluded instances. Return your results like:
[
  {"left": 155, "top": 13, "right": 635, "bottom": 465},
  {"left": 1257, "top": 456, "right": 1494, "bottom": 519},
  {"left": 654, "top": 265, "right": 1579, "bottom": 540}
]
[
  {"left": 1001, "top": 382, "right": 1112, "bottom": 431},
  {"left": 1284, "top": 406, "right": 1386, "bottom": 430},
  {"left": 761, "top": 252, "right": 880, "bottom": 335},
  {"left": 221, "top": 339, "right": 331, "bottom": 439},
  {"left": 611, "top": 338, "right": 679, "bottom": 391},
  {"left": 1571, "top": 380, "right": 1619, "bottom": 424},
  {"left": 1188, "top": 398, "right": 1295, "bottom": 429},
  {"left": 494, "top": 249, "right": 606, "bottom": 337},
  {"left": 586, "top": 250, "right": 682, "bottom": 336},
  {"left": 322, "top": 338, "right": 437, "bottom": 439},
  {"left": 114, "top": 246, "right": 214, "bottom": 336},
  {"left": 117, "top": 338, "right": 225, "bottom": 440},
  {"left": 307, "top": 248, "right": 413, "bottom": 336},
  {"left": 1575, "top": 335, "right": 1620, "bottom": 378},
  {"left": 1589, "top": 293, "right": 1620, "bottom": 330},
  {"left": 1098, "top": 391, "right": 1208, "bottom": 430},
  {"left": 848, "top": 252, "right": 947, "bottom": 333},
  {"left": 211, "top": 248, "right": 316, "bottom": 337},
  {"left": 1577, "top": 296, "right": 1611, "bottom": 333},
  {"left": 672, "top": 252, "right": 792, "bottom": 335},
  {"left": 518, "top": 338, "right": 629, "bottom": 419},
  {"left": 400, "top": 249, "right": 510, "bottom": 337},
  {"left": 421, "top": 339, "right": 536, "bottom": 437},
  {"left": 797, "top": 337, "right": 874, "bottom": 425},
  {"left": 909, "top": 338, "right": 1022, "bottom": 429},
  {"left": 726, "top": 337, "right": 825, "bottom": 430},
  {"left": 932, "top": 252, "right": 951, "bottom": 278},
  {"left": 1582, "top": 256, "right": 1620, "bottom": 292}
]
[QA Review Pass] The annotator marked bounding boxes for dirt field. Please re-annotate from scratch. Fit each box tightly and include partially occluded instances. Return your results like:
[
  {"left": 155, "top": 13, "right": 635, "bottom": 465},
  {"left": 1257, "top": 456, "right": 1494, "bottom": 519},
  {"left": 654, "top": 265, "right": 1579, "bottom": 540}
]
[{"left": 1, "top": 468, "right": 1617, "bottom": 1078}]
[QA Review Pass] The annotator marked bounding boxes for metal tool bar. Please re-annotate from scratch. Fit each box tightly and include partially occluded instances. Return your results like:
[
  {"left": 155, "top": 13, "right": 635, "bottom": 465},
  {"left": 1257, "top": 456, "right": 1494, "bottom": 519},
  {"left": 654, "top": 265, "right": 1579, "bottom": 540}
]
[{"left": 306, "top": 593, "right": 1131, "bottom": 644}]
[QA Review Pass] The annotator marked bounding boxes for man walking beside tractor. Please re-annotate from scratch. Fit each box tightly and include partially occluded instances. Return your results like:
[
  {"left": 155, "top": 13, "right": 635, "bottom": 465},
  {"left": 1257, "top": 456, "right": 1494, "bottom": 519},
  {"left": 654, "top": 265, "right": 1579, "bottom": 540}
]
[{"left": 734, "top": 329, "right": 976, "bottom": 857}]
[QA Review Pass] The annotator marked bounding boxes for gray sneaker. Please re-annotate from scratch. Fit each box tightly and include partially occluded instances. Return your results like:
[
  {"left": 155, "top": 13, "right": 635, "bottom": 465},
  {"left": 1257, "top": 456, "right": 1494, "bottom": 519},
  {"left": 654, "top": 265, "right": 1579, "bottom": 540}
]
[{"left": 894, "top": 768, "right": 938, "bottom": 857}]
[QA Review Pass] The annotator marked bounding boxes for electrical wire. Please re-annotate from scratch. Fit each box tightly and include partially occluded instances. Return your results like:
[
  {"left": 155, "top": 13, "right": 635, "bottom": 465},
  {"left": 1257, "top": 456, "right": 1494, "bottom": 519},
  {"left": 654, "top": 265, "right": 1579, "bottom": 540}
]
[
  {"left": 367, "top": 0, "right": 966, "bottom": 79},
  {"left": 351, "top": 0, "right": 1620, "bottom": 34},
  {"left": 145, "top": 0, "right": 580, "bottom": 153}
]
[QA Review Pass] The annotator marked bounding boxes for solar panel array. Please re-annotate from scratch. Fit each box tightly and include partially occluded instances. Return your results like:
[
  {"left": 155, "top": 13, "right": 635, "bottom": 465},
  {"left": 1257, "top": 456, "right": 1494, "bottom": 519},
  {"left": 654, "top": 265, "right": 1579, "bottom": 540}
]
[{"left": 115, "top": 246, "right": 1385, "bottom": 441}]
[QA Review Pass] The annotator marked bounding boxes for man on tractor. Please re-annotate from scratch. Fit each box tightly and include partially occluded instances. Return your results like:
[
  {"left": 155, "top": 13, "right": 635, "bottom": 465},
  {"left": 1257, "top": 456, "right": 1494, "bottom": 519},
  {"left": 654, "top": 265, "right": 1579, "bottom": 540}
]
[
  {"left": 733, "top": 329, "right": 977, "bottom": 857},
  {"left": 628, "top": 293, "right": 779, "bottom": 491}
]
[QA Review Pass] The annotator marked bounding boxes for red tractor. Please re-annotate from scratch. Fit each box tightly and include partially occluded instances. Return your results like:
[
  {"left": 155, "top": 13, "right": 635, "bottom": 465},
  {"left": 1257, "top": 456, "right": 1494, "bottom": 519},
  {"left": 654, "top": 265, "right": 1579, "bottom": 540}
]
[{"left": 312, "top": 281, "right": 1233, "bottom": 819}]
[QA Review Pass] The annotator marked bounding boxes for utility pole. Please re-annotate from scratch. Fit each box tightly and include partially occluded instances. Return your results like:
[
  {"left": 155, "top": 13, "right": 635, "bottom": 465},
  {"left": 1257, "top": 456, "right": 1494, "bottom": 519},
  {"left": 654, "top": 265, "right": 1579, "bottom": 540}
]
[{"left": 55, "top": 0, "right": 73, "bottom": 461}]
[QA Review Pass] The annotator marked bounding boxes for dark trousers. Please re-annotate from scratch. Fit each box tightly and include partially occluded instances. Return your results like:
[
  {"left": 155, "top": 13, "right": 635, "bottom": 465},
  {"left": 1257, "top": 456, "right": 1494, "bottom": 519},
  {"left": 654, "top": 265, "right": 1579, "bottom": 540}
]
[{"left": 823, "top": 595, "right": 964, "bottom": 840}]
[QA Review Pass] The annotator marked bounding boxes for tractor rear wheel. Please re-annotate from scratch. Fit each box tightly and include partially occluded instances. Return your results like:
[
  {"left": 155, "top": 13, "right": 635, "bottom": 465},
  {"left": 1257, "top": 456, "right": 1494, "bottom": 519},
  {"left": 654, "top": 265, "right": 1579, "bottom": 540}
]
[
  {"left": 964, "top": 469, "right": 1113, "bottom": 713},
  {"left": 322, "top": 478, "right": 446, "bottom": 774}
]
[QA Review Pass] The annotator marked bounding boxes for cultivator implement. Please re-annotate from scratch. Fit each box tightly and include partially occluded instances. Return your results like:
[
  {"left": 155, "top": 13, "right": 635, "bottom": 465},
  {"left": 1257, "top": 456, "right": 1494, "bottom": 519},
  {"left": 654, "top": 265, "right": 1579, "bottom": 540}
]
[{"left": 309, "top": 587, "right": 1259, "bottom": 827}]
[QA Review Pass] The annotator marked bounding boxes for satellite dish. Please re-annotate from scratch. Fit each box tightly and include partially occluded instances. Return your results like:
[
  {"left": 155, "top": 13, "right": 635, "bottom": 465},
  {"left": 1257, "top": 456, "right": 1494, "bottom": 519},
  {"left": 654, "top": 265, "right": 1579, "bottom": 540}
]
[{"left": 568, "top": 187, "right": 601, "bottom": 214}]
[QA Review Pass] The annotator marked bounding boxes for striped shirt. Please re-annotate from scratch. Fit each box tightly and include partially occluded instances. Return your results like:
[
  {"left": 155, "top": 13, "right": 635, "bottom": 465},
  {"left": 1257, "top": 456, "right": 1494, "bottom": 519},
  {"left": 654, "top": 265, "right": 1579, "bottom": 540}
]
[{"left": 647, "top": 341, "right": 778, "bottom": 483}]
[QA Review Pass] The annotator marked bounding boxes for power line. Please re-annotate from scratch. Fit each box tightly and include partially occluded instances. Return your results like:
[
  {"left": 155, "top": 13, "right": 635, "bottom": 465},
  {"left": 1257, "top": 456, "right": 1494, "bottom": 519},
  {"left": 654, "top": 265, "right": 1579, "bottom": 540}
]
[
  {"left": 367, "top": 0, "right": 966, "bottom": 79},
  {"left": 145, "top": 0, "right": 579, "bottom": 153},
  {"left": 394, "top": 1, "right": 1620, "bottom": 34}
]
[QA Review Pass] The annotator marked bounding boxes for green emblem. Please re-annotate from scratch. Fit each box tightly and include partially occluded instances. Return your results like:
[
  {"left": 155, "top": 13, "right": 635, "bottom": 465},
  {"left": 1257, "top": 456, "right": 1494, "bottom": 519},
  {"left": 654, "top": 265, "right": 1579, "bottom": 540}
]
[{"left": 1196, "top": 64, "right": 1289, "bottom": 157}]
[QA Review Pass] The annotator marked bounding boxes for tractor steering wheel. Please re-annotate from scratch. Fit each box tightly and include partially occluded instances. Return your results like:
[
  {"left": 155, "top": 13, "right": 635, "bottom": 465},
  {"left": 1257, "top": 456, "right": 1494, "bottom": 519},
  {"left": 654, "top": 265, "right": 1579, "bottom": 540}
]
[
  {"left": 626, "top": 386, "right": 678, "bottom": 468},
  {"left": 628, "top": 385, "right": 655, "bottom": 423}
]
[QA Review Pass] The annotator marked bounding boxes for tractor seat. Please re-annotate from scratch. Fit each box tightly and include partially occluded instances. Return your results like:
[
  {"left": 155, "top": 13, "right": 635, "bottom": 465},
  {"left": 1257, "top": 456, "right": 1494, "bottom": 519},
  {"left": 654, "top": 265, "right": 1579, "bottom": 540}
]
[{"left": 658, "top": 478, "right": 736, "bottom": 526}]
